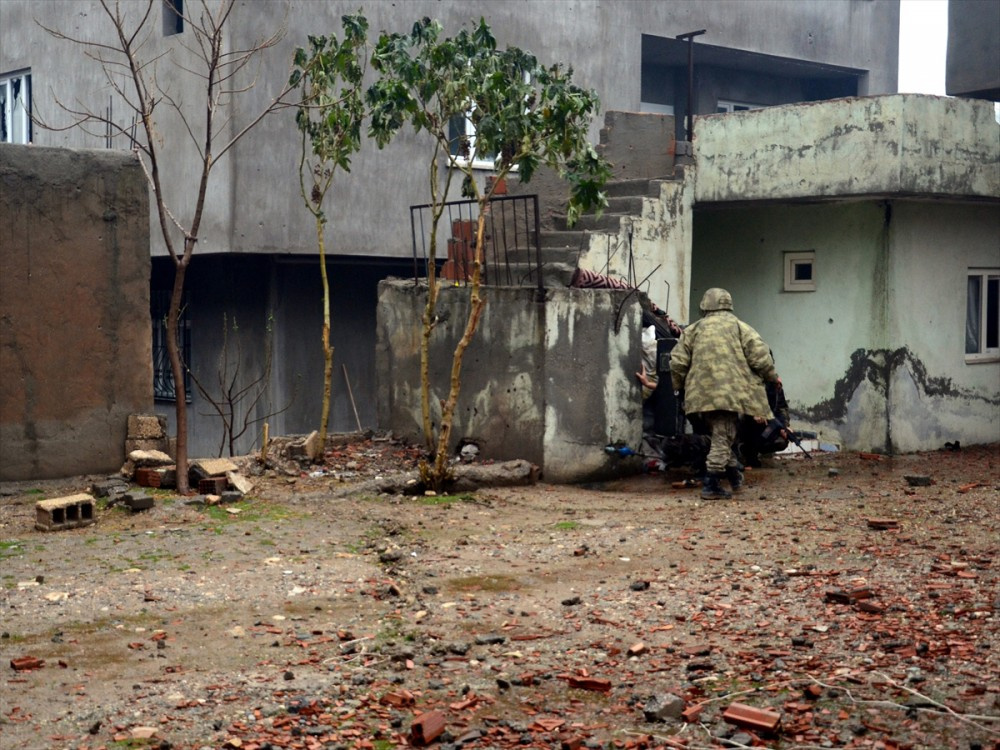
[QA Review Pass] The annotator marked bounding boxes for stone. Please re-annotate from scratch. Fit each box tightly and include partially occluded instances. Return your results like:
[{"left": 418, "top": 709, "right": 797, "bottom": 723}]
[
  {"left": 643, "top": 693, "right": 686, "bottom": 722},
  {"left": 904, "top": 474, "right": 932, "bottom": 487},
  {"left": 35, "top": 494, "right": 97, "bottom": 531},
  {"left": 91, "top": 478, "right": 129, "bottom": 498}
]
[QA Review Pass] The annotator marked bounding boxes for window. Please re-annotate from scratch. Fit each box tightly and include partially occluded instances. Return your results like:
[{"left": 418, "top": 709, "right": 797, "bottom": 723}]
[
  {"left": 1, "top": 69, "right": 31, "bottom": 144},
  {"left": 448, "top": 112, "right": 497, "bottom": 170},
  {"left": 163, "top": 0, "right": 183, "bottom": 36},
  {"left": 966, "top": 270, "right": 999, "bottom": 361},
  {"left": 716, "top": 99, "right": 760, "bottom": 114},
  {"left": 784, "top": 251, "right": 816, "bottom": 292},
  {"left": 152, "top": 290, "right": 191, "bottom": 401}
]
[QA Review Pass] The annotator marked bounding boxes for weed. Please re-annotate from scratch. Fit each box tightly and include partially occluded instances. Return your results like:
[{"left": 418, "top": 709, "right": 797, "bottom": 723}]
[
  {"left": 0, "top": 540, "right": 23, "bottom": 557},
  {"left": 553, "top": 520, "right": 580, "bottom": 531},
  {"left": 417, "top": 493, "right": 476, "bottom": 506}
]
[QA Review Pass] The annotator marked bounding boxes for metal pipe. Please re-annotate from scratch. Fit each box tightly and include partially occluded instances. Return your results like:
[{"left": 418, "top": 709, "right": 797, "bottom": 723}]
[{"left": 676, "top": 29, "right": 706, "bottom": 143}]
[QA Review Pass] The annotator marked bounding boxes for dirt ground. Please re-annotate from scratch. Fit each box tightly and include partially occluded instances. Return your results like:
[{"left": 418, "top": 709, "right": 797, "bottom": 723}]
[{"left": 1, "top": 439, "right": 998, "bottom": 750}]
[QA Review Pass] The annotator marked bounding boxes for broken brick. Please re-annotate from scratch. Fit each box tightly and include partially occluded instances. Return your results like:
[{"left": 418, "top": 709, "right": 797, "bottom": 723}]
[
  {"left": 10, "top": 656, "right": 44, "bottom": 671},
  {"left": 566, "top": 676, "right": 612, "bottom": 692},
  {"left": 867, "top": 518, "right": 899, "bottom": 530},
  {"left": 722, "top": 702, "right": 781, "bottom": 732},
  {"left": 410, "top": 709, "right": 446, "bottom": 746}
]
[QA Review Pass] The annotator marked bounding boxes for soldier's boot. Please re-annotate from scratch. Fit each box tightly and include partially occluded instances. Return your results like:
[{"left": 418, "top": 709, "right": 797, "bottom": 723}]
[
  {"left": 701, "top": 473, "right": 732, "bottom": 500},
  {"left": 725, "top": 466, "right": 745, "bottom": 493}
]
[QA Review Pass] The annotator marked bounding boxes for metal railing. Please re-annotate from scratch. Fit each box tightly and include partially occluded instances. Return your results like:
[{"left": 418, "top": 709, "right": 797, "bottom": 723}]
[{"left": 409, "top": 194, "right": 543, "bottom": 294}]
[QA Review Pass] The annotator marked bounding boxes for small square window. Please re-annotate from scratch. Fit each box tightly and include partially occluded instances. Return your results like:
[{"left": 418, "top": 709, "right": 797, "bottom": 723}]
[
  {"left": 966, "top": 269, "right": 999, "bottom": 362},
  {"left": 784, "top": 251, "right": 816, "bottom": 292}
]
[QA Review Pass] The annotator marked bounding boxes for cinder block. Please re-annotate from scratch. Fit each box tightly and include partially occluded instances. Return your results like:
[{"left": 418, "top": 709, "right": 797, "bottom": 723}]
[
  {"left": 189, "top": 458, "right": 238, "bottom": 480},
  {"left": 35, "top": 494, "right": 97, "bottom": 532},
  {"left": 127, "top": 414, "right": 167, "bottom": 440},
  {"left": 199, "top": 476, "right": 227, "bottom": 495},
  {"left": 135, "top": 468, "right": 162, "bottom": 488}
]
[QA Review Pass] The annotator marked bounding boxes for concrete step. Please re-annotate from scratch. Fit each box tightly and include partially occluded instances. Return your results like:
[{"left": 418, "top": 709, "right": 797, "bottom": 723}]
[
  {"left": 482, "top": 260, "right": 577, "bottom": 288},
  {"left": 605, "top": 195, "right": 646, "bottom": 214},
  {"left": 539, "top": 230, "right": 590, "bottom": 250},
  {"left": 553, "top": 212, "right": 628, "bottom": 232},
  {"left": 603, "top": 177, "right": 658, "bottom": 198}
]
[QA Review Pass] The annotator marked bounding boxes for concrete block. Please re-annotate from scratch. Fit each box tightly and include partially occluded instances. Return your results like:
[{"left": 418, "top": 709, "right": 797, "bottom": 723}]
[
  {"left": 123, "top": 492, "right": 154, "bottom": 511},
  {"left": 129, "top": 449, "right": 174, "bottom": 467},
  {"left": 127, "top": 414, "right": 167, "bottom": 439},
  {"left": 226, "top": 471, "right": 254, "bottom": 495},
  {"left": 190, "top": 457, "right": 238, "bottom": 479},
  {"left": 91, "top": 477, "right": 129, "bottom": 498},
  {"left": 35, "top": 494, "right": 96, "bottom": 531}
]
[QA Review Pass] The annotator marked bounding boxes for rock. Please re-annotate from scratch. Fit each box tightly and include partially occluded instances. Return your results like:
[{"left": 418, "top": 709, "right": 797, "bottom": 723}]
[
  {"left": 123, "top": 492, "right": 154, "bottom": 511},
  {"left": 904, "top": 474, "right": 932, "bottom": 487},
  {"left": 643, "top": 693, "right": 685, "bottom": 722}
]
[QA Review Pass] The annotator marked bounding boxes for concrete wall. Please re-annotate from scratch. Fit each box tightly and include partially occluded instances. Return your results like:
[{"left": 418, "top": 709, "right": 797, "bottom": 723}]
[
  {"left": 695, "top": 94, "right": 1000, "bottom": 203},
  {"left": 2, "top": 0, "right": 901, "bottom": 263},
  {"left": 376, "top": 280, "right": 642, "bottom": 483},
  {"left": 692, "top": 199, "right": 999, "bottom": 453},
  {"left": 947, "top": 0, "right": 1000, "bottom": 100},
  {"left": 0, "top": 144, "right": 151, "bottom": 480}
]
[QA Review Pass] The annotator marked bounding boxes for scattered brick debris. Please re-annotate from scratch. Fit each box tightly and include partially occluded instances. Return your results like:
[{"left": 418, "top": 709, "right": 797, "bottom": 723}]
[
  {"left": 10, "top": 656, "right": 44, "bottom": 671},
  {"left": 867, "top": 517, "right": 899, "bottom": 530}
]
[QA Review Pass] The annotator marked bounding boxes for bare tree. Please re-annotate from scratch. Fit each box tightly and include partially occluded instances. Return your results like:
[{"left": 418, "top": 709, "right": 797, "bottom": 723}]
[{"left": 37, "top": 0, "right": 292, "bottom": 491}]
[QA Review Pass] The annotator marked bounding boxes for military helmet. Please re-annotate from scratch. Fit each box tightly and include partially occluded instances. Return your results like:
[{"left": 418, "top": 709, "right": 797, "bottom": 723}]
[{"left": 699, "top": 287, "right": 734, "bottom": 312}]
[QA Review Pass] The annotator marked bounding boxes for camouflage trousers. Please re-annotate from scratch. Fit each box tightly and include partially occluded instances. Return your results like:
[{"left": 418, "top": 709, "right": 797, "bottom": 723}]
[{"left": 701, "top": 410, "right": 740, "bottom": 474}]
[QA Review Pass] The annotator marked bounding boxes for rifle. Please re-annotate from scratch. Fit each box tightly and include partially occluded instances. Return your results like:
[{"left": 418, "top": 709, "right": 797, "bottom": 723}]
[{"left": 760, "top": 418, "right": 817, "bottom": 458}]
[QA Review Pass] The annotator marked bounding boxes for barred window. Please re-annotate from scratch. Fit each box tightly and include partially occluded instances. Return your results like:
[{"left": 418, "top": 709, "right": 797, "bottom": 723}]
[{"left": 151, "top": 290, "right": 191, "bottom": 401}]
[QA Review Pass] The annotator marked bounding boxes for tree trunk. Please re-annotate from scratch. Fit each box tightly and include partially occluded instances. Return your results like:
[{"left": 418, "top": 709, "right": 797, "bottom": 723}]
[
  {"left": 429, "top": 212, "right": 488, "bottom": 491},
  {"left": 317, "top": 218, "right": 333, "bottom": 454},
  {"left": 167, "top": 258, "right": 190, "bottom": 493}
]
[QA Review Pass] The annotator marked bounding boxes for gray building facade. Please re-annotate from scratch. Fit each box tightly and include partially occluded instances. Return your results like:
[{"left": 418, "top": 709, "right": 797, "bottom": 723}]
[{"left": 1, "top": 0, "right": 901, "bottom": 458}]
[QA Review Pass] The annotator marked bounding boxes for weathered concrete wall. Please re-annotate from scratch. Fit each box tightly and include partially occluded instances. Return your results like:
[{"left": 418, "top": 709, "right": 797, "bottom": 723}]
[
  {"left": 0, "top": 144, "right": 151, "bottom": 480},
  {"left": 695, "top": 95, "right": 1000, "bottom": 203},
  {"left": 376, "top": 280, "right": 642, "bottom": 483},
  {"left": 947, "top": 0, "right": 1000, "bottom": 100},
  {"left": 598, "top": 112, "right": 676, "bottom": 181},
  {"left": 692, "top": 199, "right": 999, "bottom": 453}
]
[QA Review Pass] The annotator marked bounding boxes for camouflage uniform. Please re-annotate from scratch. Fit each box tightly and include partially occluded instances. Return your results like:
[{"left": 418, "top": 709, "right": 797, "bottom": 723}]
[{"left": 670, "top": 288, "right": 778, "bottom": 490}]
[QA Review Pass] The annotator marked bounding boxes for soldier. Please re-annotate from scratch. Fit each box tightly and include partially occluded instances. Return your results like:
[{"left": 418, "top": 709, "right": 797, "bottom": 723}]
[{"left": 670, "top": 288, "right": 779, "bottom": 499}]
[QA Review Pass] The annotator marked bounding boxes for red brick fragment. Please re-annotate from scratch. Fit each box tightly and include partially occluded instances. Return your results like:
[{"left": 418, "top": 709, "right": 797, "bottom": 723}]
[
  {"left": 722, "top": 702, "right": 781, "bottom": 732},
  {"left": 681, "top": 704, "right": 703, "bottom": 723},
  {"left": 804, "top": 684, "right": 823, "bottom": 700},
  {"left": 566, "top": 676, "right": 612, "bottom": 692},
  {"left": 867, "top": 518, "right": 899, "bottom": 530},
  {"left": 858, "top": 452, "right": 884, "bottom": 461},
  {"left": 825, "top": 586, "right": 874, "bottom": 604},
  {"left": 410, "top": 710, "right": 446, "bottom": 746},
  {"left": 561, "top": 736, "right": 585, "bottom": 750},
  {"left": 627, "top": 642, "right": 647, "bottom": 656},
  {"left": 379, "top": 689, "right": 415, "bottom": 707},
  {"left": 10, "top": 656, "right": 45, "bottom": 671}
]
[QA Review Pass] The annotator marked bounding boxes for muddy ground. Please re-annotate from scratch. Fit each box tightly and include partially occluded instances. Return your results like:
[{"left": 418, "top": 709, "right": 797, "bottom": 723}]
[{"left": 1, "top": 440, "right": 998, "bottom": 750}]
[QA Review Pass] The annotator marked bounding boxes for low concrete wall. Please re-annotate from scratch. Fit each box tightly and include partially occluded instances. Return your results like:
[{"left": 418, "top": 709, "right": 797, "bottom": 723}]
[
  {"left": 695, "top": 94, "right": 1000, "bottom": 203},
  {"left": 0, "top": 144, "right": 151, "bottom": 480},
  {"left": 376, "top": 280, "right": 642, "bottom": 483}
]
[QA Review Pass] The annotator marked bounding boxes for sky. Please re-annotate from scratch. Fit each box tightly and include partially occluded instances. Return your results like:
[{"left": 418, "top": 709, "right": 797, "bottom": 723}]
[{"left": 897, "top": 0, "right": 949, "bottom": 95}]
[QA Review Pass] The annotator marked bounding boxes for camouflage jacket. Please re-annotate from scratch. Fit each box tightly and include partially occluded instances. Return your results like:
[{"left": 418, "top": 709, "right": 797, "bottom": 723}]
[{"left": 669, "top": 311, "right": 777, "bottom": 418}]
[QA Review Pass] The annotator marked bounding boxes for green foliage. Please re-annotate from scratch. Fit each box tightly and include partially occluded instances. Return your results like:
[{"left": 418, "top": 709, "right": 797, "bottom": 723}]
[
  {"left": 290, "top": 12, "right": 370, "bottom": 221},
  {"left": 366, "top": 16, "right": 611, "bottom": 219}
]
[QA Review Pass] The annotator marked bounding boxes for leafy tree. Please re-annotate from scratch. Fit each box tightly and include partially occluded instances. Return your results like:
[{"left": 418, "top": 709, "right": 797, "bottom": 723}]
[
  {"left": 290, "top": 13, "right": 369, "bottom": 454},
  {"left": 367, "top": 17, "right": 611, "bottom": 491},
  {"left": 39, "top": 0, "right": 291, "bottom": 491}
]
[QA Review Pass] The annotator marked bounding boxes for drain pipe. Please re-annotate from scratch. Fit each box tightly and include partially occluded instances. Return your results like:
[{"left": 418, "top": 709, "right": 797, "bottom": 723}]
[{"left": 675, "top": 28, "right": 705, "bottom": 164}]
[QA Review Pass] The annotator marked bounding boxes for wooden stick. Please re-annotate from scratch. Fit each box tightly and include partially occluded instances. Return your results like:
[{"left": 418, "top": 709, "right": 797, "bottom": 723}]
[
  {"left": 260, "top": 421, "right": 269, "bottom": 462},
  {"left": 343, "top": 364, "right": 363, "bottom": 433}
]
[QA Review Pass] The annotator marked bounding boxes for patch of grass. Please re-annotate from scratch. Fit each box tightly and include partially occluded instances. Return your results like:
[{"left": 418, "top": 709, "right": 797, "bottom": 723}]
[
  {"left": 417, "top": 493, "right": 476, "bottom": 506},
  {"left": 445, "top": 574, "right": 520, "bottom": 594},
  {"left": 553, "top": 520, "right": 581, "bottom": 531},
  {"left": 0, "top": 540, "right": 23, "bottom": 558},
  {"left": 373, "top": 741, "right": 395, "bottom": 750},
  {"left": 26, "top": 488, "right": 44, "bottom": 495}
]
